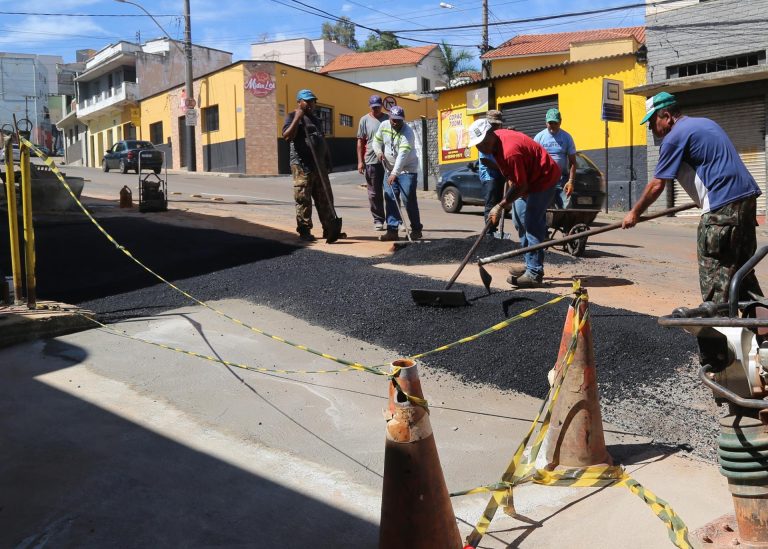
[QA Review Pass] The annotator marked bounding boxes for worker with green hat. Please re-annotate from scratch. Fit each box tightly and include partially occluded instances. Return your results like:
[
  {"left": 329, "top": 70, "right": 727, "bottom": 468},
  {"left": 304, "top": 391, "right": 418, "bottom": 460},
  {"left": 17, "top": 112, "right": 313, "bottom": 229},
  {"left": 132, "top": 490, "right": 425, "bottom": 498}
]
[
  {"left": 622, "top": 91, "right": 762, "bottom": 305},
  {"left": 534, "top": 107, "right": 577, "bottom": 209}
]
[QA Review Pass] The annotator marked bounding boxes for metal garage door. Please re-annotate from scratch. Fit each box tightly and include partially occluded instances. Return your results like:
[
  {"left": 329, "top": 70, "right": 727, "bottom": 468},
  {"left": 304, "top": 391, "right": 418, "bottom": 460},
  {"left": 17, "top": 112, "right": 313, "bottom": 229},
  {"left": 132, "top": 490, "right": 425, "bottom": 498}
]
[
  {"left": 672, "top": 98, "right": 766, "bottom": 215},
  {"left": 499, "top": 95, "right": 558, "bottom": 138}
]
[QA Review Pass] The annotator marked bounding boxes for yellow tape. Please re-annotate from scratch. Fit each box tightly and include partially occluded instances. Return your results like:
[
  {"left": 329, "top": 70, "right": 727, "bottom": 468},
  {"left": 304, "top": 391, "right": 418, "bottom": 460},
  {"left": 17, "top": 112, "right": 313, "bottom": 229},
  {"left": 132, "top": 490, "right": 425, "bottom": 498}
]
[{"left": 456, "top": 295, "right": 692, "bottom": 549}]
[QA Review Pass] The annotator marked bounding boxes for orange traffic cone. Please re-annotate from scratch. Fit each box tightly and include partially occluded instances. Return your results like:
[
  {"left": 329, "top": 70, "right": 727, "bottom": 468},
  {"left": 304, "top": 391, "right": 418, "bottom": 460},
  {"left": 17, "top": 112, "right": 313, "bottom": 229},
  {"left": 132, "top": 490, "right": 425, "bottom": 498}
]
[
  {"left": 543, "top": 294, "right": 612, "bottom": 468},
  {"left": 379, "top": 359, "right": 462, "bottom": 549}
]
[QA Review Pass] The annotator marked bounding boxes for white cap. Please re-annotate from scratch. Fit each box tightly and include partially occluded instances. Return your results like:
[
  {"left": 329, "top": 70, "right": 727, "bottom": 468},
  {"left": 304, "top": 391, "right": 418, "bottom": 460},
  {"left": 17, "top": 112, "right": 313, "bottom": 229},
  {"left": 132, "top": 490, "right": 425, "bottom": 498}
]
[{"left": 467, "top": 119, "right": 493, "bottom": 147}]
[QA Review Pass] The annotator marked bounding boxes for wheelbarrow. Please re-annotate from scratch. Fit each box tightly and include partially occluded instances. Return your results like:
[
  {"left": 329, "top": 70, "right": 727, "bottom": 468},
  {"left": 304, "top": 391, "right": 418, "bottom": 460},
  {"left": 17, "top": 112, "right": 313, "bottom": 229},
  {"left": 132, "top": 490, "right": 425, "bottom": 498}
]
[{"left": 546, "top": 208, "right": 600, "bottom": 257}]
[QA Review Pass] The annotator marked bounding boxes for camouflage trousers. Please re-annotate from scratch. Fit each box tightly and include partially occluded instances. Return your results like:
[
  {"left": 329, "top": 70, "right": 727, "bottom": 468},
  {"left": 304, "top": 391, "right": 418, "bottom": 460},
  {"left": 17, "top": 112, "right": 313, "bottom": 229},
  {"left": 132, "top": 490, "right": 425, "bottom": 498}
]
[
  {"left": 291, "top": 164, "right": 336, "bottom": 235},
  {"left": 697, "top": 196, "right": 763, "bottom": 304}
]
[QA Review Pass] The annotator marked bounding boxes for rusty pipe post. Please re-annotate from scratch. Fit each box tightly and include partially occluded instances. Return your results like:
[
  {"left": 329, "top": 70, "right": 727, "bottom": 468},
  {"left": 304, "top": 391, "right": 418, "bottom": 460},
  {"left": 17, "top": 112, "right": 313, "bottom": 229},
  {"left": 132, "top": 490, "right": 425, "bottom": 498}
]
[
  {"left": 3, "top": 137, "right": 22, "bottom": 304},
  {"left": 19, "top": 141, "right": 36, "bottom": 308}
]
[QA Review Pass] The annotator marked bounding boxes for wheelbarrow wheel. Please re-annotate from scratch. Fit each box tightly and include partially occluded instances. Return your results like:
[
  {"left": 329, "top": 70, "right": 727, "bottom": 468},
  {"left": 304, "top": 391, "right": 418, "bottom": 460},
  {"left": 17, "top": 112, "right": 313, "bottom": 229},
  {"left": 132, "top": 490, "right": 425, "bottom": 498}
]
[{"left": 565, "top": 223, "right": 589, "bottom": 256}]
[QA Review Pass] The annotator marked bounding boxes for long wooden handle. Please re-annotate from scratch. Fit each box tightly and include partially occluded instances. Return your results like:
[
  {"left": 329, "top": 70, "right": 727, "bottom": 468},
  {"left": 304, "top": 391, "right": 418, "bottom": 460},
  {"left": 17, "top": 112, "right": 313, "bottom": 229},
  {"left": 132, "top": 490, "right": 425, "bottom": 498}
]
[{"left": 477, "top": 202, "right": 698, "bottom": 266}]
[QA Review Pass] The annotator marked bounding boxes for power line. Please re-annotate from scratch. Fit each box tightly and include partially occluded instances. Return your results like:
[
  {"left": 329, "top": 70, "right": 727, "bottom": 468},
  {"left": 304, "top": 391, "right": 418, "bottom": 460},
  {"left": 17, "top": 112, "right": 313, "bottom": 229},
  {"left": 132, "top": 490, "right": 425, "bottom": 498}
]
[
  {"left": 0, "top": 10, "right": 178, "bottom": 17},
  {"left": 383, "top": 0, "right": 684, "bottom": 33}
]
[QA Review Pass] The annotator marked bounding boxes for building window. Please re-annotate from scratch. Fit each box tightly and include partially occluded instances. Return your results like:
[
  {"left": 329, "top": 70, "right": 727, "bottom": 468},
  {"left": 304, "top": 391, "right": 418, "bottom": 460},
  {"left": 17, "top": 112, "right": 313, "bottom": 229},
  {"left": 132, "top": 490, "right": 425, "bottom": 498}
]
[
  {"left": 421, "top": 77, "right": 431, "bottom": 92},
  {"left": 315, "top": 106, "right": 333, "bottom": 136},
  {"left": 149, "top": 121, "right": 163, "bottom": 144},
  {"left": 340, "top": 114, "right": 353, "bottom": 127},
  {"left": 667, "top": 51, "right": 766, "bottom": 79},
  {"left": 203, "top": 105, "right": 220, "bottom": 132}
]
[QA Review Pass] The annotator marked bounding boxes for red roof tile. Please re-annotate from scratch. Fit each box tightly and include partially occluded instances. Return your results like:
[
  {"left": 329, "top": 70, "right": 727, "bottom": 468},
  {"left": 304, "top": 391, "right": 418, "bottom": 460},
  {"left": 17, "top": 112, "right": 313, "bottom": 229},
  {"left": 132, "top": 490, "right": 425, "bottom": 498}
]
[
  {"left": 483, "top": 26, "right": 645, "bottom": 59},
  {"left": 320, "top": 45, "right": 438, "bottom": 73}
]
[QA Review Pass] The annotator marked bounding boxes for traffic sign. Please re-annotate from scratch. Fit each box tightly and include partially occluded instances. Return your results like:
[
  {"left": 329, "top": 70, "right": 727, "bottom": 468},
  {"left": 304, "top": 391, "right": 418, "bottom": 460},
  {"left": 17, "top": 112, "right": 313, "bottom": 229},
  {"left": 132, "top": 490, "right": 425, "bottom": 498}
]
[
  {"left": 185, "top": 109, "right": 198, "bottom": 127},
  {"left": 383, "top": 96, "right": 397, "bottom": 111},
  {"left": 601, "top": 79, "right": 624, "bottom": 123},
  {"left": 185, "top": 98, "right": 196, "bottom": 109}
]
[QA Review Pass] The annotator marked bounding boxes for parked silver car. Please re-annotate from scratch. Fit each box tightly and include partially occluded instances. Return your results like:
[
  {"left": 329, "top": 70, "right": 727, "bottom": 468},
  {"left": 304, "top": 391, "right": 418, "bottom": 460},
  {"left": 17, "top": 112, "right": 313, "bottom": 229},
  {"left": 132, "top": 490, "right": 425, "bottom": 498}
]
[{"left": 0, "top": 143, "right": 21, "bottom": 163}]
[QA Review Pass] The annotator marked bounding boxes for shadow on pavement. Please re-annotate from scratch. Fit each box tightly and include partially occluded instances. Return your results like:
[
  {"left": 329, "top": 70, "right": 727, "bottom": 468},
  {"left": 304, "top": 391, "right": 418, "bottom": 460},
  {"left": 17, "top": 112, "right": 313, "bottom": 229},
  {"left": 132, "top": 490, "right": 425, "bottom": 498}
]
[{"left": 0, "top": 339, "right": 378, "bottom": 547}]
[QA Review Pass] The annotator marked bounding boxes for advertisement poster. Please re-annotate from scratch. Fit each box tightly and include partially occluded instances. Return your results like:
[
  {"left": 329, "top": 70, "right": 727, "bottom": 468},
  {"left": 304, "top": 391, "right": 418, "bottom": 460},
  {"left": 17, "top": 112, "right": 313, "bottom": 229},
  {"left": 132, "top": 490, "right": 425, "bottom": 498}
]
[
  {"left": 466, "top": 87, "right": 489, "bottom": 116},
  {"left": 440, "top": 108, "right": 472, "bottom": 162}
]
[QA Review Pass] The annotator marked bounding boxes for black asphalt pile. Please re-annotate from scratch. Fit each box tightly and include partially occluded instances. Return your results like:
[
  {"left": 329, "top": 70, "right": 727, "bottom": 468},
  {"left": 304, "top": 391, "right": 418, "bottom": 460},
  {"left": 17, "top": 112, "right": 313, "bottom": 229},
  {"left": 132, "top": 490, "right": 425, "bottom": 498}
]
[
  {"left": 11, "top": 214, "right": 718, "bottom": 461},
  {"left": 387, "top": 235, "right": 580, "bottom": 268}
]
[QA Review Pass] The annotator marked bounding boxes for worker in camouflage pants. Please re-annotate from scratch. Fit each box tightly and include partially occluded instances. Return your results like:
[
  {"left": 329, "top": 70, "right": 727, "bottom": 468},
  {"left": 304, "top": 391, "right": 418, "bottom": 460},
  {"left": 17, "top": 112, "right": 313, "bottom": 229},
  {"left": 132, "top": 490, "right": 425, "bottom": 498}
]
[
  {"left": 282, "top": 88, "right": 337, "bottom": 242},
  {"left": 623, "top": 92, "right": 762, "bottom": 305}
]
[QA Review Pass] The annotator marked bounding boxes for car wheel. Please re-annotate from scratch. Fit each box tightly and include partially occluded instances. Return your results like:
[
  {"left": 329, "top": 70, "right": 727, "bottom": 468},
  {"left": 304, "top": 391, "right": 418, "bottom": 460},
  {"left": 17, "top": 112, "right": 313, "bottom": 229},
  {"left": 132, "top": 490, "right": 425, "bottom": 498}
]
[
  {"left": 440, "top": 187, "right": 462, "bottom": 213},
  {"left": 102, "top": 159, "right": 109, "bottom": 172},
  {"left": 119, "top": 160, "right": 128, "bottom": 174},
  {"left": 153, "top": 167, "right": 161, "bottom": 174}
]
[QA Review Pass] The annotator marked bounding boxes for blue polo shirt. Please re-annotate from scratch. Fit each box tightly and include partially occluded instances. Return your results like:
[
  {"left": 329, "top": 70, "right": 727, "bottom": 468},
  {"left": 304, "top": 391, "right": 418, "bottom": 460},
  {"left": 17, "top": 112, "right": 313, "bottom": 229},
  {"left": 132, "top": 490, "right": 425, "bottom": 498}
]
[
  {"left": 534, "top": 128, "right": 576, "bottom": 182},
  {"left": 654, "top": 116, "right": 761, "bottom": 213},
  {"left": 478, "top": 151, "right": 503, "bottom": 182}
]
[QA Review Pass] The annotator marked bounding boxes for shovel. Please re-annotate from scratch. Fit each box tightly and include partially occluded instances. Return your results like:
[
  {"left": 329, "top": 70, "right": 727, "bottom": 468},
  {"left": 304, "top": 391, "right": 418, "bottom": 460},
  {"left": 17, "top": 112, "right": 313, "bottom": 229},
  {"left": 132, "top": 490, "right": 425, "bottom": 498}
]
[
  {"left": 302, "top": 118, "right": 343, "bottom": 243},
  {"left": 476, "top": 202, "right": 698, "bottom": 293},
  {"left": 411, "top": 218, "right": 495, "bottom": 306}
]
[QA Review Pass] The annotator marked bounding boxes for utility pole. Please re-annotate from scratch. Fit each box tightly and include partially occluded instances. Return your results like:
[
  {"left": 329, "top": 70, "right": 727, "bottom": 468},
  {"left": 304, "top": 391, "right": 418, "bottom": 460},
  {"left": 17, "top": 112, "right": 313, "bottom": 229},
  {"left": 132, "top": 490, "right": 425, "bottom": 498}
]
[
  {"left": 183, "top": 0, "right": 195, "bottom": 171},
  {"left": 481, "top": 0, "right": 490, "bottom": 79}
]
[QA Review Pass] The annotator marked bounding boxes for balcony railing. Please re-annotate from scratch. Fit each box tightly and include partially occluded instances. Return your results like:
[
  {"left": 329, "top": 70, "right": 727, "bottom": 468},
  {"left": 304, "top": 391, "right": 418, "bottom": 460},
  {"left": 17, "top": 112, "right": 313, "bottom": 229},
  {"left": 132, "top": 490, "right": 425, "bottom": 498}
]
[{"left": 77, "top": 81, "right": 139, "bottom": 118}]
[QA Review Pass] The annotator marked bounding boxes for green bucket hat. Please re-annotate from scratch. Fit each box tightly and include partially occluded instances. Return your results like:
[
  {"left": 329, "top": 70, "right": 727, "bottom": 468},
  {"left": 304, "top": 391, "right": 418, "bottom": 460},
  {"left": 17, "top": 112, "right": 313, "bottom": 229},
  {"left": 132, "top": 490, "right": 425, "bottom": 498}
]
[
  {"left": 545, "top": 108, "right": 561, "bottom": 123},
  {"left": 641, "top": 92, "right": 677, "bottom": 124}
]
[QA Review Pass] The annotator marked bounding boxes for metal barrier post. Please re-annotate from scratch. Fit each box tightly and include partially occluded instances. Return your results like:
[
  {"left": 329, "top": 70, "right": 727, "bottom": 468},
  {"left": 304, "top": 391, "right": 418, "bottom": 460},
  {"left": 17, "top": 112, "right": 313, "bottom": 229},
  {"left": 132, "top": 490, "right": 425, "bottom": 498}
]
[
  {"left": 19, "top": 141, "right": 36, "bottom": 308},
  {"left": 3, "top": 138, "right": 23, "bottom": 303}
]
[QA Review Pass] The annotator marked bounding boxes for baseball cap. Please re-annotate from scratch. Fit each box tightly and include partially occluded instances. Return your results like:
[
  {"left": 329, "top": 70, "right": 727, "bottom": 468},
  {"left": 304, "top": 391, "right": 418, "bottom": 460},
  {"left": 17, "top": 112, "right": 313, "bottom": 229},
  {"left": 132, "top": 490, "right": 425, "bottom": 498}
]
[
  {"left": 468, "top": 119, "right": 493, "bottom": 147},
  {"left": 369, "top": 95, "right": 383, "bottom": 107},
  {"left": 486, "top": 109, "right": 503, "bottom": 126},
  {"left": 296, "top": 89, "right": 317, "bottom": 101},
  {"left": 545, "top": 108, "right": 561, "bottom": 123},
  {"left": 640, "top": 92, "right": 677, "bottom": 124},
  {"left": 389, "top": 106, "right": 405, "bottom": 120}
]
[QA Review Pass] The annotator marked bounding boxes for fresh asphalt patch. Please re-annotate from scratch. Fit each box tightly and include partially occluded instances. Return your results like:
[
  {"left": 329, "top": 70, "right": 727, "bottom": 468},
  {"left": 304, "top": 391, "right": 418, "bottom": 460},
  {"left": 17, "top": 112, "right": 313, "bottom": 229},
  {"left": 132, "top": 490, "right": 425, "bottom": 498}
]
[{"left": 3, "top": 213, "right": 720, "bottom": 461}]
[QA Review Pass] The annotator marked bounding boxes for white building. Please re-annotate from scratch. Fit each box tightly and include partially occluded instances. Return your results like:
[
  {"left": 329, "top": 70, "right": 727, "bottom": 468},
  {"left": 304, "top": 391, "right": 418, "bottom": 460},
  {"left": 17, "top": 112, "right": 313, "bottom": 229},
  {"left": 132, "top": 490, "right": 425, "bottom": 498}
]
[
  {"left": 0, "top": 53, "right": 61, "bottom": 147},
  {"left": 319, "top": 45, "right": 446, "bottom": 95},
  {"left": 251, "top": 38, "right": 353, "bottom": 71}
]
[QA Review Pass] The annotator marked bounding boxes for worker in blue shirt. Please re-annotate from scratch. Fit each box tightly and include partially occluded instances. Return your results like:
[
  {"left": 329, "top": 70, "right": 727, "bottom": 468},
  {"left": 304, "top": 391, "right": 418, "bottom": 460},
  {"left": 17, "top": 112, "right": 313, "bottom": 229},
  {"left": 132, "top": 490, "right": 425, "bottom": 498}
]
[
  {"left": 534, "top": 108, "right": 577, "bottom": 209},
  {"left": 478, "top": 110, "right": 506, "bottom": 234}
]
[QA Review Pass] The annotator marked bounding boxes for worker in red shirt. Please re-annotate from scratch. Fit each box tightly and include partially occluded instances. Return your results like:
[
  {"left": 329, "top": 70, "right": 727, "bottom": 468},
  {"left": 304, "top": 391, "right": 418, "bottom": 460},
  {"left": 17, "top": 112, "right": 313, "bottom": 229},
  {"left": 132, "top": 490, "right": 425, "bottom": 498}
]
[{"left": 468, "top": 118, "right": 561, "bottom": 287}]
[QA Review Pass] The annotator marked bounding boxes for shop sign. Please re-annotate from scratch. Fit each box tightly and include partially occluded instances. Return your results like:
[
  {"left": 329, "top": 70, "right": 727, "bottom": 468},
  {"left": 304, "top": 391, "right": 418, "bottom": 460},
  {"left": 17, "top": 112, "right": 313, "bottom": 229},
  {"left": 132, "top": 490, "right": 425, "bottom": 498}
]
[
  {"left": 245, "top": 72, "right": 276, "bottom": 97},
  {"left": 440, "top": 108, "right": 472, "bottom": 162},
  {"left": 466, "top": 88, "right": 489, "bottom": 116}
]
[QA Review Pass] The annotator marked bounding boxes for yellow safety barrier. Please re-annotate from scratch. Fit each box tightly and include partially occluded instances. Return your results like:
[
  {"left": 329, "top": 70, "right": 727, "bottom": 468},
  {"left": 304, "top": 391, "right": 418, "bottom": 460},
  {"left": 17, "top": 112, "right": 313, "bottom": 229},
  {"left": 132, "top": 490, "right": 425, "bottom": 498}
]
[{"left": 454, "top": 296, "right": 692, "bottom": 549}]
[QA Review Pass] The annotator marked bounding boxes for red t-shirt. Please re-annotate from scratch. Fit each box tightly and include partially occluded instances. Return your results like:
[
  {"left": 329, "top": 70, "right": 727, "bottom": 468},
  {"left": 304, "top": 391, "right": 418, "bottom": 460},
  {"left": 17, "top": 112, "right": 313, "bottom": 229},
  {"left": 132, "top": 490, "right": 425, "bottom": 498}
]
[{"left": 493, "top": 129, "right": 561, "bottom": 196}]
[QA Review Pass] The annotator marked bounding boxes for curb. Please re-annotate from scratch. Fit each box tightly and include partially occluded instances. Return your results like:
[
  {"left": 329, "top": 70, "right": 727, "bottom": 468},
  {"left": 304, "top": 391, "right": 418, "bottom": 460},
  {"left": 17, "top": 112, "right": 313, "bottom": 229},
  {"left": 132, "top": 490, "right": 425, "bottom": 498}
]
[{"left": 0, "top": 302, "right": 95, "bottom": 349}]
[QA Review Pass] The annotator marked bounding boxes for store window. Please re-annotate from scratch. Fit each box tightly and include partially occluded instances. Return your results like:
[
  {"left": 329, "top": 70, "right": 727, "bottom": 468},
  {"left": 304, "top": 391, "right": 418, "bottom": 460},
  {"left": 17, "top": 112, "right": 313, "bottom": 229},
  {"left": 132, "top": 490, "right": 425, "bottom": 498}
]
[
  {"left": 340, "top": 114, "right": 353, "bottom": 127},
  {"left": 203, "top": 105, "right": 220, "bottom": 132},
  {"left": 315, "top": 106, "right": 333, "bottom": 136},
  {"left": 149, "top": 121, "right": 163, "bottom": 144}
]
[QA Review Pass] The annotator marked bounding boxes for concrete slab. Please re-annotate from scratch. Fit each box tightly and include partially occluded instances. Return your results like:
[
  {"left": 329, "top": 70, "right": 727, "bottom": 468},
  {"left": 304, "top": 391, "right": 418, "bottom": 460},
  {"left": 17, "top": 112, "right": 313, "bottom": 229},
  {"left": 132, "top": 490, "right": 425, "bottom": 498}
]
[
  {"left": 0, "top": 299, "right": 732, "bottom": 547},
  {"left": 0, "top": 301, "right": 94, "bottom": 349}
]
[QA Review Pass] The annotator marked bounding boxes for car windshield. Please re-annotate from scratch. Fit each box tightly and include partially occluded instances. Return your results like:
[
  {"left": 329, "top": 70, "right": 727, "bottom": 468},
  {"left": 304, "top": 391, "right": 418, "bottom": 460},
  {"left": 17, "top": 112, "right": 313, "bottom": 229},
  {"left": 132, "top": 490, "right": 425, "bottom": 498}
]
[
  {"left": 574, "top": 153, "right": 598, "bottom": 171},
  {"left": 127, "top": 141, "right": 154, "bottom": 150}
]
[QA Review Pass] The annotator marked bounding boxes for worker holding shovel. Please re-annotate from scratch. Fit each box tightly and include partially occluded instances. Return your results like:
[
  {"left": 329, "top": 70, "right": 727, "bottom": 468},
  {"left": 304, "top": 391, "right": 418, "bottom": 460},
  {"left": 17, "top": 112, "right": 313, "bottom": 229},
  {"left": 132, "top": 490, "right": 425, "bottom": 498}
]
[
  {"left": 372, "top": 105, "right": 424, "bottom": 242},
  {"left": 468, "top": 118, "right": 561, "bottom": 288}
]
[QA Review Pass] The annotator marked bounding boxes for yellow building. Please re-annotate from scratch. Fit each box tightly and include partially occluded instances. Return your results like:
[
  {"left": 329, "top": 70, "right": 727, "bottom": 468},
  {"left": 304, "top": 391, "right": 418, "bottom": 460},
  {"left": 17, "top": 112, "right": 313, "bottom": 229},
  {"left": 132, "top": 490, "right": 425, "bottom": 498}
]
[
  {"left": 139, "top": 61, "right": 436, "bottom": 175},
  {"left": 437, "top": 27, "right": 648, "bottom": 210}
]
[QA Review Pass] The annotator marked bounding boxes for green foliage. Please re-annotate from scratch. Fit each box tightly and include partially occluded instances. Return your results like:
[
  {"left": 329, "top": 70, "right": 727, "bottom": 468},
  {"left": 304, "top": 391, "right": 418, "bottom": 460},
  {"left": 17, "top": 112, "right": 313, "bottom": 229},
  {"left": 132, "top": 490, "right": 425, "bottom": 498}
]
[
  {"left": 439, "top": 40, "right": 476, "bottom": 84},
  {"left": 358, "top": 32, "right": 401, "bottom": 52},
  {"left": 321, "top": 17, "right": 358, "bottom": 50}
]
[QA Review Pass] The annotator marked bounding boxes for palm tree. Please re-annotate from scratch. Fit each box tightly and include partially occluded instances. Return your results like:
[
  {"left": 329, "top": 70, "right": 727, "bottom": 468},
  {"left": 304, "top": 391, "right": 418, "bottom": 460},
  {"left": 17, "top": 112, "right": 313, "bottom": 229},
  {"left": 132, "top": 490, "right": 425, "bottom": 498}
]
[{"left": 438, "top": 40, "right": 476, "bottom": 86}]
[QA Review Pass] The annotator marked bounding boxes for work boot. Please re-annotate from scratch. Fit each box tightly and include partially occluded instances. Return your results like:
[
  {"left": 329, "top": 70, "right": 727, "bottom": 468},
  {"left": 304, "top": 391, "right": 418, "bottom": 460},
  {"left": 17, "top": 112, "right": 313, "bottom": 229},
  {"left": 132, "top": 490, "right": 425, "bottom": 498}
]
[
  {"left": 410, "top": 229, "right": 422, "bottom": 240},
  {"left": 298, "top": 232, "right": 316, "bottom": 242},
  {"left": 508, "top": 264, "right": 526, "bottom": 277},
  {"left": 511, "top": 272, "right": 543, "bottom": 288},
  {"left": 374, "top": 221, "right": 384, "bottom": 231},
  {"left": 379, "top": 229, "right": 400, "bottom": 242}
]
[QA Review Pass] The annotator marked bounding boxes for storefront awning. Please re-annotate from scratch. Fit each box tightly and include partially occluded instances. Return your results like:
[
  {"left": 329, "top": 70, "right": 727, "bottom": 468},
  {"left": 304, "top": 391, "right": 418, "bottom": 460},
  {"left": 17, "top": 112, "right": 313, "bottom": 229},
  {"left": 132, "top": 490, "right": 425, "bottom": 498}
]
[{"left": 626, "top": 64, "right": 768, "bottom": 96}]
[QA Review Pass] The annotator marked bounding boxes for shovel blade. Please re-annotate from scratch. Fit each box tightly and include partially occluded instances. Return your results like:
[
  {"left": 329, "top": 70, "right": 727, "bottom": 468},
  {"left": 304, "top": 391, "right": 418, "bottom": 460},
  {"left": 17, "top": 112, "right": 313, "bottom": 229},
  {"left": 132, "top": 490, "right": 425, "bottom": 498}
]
[
  {"left": 478, "top": 264, "right": 493, "bottom": 294},
  {"left": 411, "top": 288, "right": 470, "bottom": 307}
]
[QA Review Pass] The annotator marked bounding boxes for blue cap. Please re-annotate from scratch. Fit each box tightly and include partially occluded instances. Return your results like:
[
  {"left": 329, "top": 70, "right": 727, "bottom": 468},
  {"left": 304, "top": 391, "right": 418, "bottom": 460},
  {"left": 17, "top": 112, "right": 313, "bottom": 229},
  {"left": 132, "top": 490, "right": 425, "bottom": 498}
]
[
  {"left": 369, "top": 94, "right": 383, "bottom": 107},
  {"left": 640, "top": 92, "right": 677, "bottom": 124},
  {"left": 389, "top": 105, "right": 405, "bottom": 120},
  {"left": 296, "top": 89, "right": 317, "bottom": 102}
]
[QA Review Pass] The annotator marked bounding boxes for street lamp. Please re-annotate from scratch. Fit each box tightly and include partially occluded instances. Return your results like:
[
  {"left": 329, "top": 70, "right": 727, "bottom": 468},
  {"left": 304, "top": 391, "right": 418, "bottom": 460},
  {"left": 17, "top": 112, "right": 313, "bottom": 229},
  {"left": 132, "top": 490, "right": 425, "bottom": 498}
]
[
  {"left": 115, "top": 0, "right": 195, "bottom": 172},
  {"left": 439, "top": 0, "right": 490, "bottom": 79}
]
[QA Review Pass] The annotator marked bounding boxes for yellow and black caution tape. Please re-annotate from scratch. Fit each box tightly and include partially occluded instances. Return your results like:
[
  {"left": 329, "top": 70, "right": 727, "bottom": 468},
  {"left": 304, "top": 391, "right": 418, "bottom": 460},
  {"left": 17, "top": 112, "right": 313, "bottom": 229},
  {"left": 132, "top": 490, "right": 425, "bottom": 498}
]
[{"left": 454, "top": 294, "right": 692, "bottom": 549}]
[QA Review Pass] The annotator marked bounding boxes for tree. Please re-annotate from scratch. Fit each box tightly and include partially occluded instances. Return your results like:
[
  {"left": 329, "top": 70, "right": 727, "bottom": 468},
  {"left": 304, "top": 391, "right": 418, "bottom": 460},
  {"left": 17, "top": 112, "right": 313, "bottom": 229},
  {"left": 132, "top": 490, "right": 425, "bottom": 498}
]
[
  {"left": 438, "top": 40, "right": 476, "bottom": 85},
  {"left": 358, "top": 32, "right": 401, "bottom": 52},
  {"left": 321, "top": 17, "right": 358, "bottom": 50}
]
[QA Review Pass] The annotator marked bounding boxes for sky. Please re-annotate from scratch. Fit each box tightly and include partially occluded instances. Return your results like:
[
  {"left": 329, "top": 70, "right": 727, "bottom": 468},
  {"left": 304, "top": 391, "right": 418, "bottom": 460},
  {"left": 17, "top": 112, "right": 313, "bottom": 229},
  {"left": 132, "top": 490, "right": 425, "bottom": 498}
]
[{"left": 0, "top": 0, "right": 646, "bottom": 65}]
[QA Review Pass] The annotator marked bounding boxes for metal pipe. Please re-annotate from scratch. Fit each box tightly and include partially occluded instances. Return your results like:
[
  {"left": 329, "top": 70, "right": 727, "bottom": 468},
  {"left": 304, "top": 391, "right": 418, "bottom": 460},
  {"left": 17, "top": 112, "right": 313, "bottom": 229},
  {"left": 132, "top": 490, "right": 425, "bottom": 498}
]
[
  {"left": 659, "top": 317, "right": 768, "bottom": 328},
  {"left": 19, "top": 142, "right": 36, "bottom": 308},
  {"left": 730, "top": 245, "right": 768, "bottom": 318},
  {"left": 3, "top": 138, "right": 22, "bottom": 303},
  {"left": 699, "top": 365, "right": 768, "bottom": 410}
]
